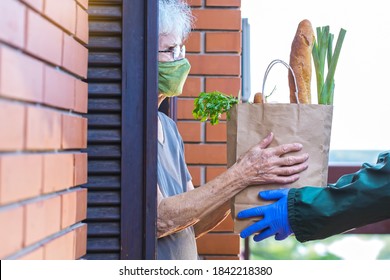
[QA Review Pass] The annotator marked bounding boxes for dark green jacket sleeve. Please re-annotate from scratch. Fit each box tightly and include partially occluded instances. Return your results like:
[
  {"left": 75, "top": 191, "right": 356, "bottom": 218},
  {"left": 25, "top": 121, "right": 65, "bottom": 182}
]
[{"left": 288, "top": 151, "right": 390, "bottom": 243}]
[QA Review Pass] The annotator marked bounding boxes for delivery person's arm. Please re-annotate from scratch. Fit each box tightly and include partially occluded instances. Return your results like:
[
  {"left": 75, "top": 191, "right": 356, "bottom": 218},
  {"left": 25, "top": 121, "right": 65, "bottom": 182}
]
[{"left": 238, "top": 151, "right": 390, "bottom": 242}]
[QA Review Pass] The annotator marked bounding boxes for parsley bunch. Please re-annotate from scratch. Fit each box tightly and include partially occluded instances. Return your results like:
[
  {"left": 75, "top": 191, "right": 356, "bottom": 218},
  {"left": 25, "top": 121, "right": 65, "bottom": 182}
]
[{"left": 192, "top": 91, "right": 238, "bottom": 125}]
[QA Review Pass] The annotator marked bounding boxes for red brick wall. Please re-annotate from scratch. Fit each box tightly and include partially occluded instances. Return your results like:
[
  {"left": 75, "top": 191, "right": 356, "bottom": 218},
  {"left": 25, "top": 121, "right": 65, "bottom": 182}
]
[
  {"left": 0, "top": 0, "right": 88, "bottom": 260},
  {"left": 182, "top": 0, "right": 242, "bottom": 260}
]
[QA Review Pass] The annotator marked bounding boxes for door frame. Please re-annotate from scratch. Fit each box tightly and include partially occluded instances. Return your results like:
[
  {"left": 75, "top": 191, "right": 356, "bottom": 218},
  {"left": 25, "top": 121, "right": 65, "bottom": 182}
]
[{"left": 121, "top": 0, "right": 158, "bottom": 259}]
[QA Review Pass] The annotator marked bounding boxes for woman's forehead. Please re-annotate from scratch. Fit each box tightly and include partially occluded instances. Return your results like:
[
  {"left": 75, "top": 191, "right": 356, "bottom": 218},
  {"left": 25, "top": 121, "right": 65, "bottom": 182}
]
[{"left": 159, "top": 33, "right": 182, "bottom": 48}]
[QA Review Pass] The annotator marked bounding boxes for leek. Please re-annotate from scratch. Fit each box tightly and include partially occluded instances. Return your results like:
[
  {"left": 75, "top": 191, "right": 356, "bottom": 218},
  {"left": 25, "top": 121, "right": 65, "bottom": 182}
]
[{"left": 312, "top": 26, "right": 346, "bottom": 105}]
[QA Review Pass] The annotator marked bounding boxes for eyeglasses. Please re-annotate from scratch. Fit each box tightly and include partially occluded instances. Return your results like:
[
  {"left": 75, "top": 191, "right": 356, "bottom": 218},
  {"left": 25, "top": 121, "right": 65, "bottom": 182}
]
[{"left": 158, "top": 45, "right": 186, "bottom": 61}]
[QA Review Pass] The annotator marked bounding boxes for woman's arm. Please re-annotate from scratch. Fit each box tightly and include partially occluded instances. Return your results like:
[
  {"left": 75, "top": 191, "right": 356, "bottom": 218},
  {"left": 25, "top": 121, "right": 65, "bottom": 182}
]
[
  {"left": 157, "top": 133, "right": 309, "bottom": 238},
  {"left": 193, "top": 200, "right": 231, "bottom": 239},
  {"left": 185, "top": 180, "right": 231, "bottom": 239}
]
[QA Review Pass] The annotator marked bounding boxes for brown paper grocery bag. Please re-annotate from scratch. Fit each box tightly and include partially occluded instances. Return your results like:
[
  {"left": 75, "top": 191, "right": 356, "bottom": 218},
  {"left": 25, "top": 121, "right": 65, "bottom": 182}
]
[{"left": 227, "top": 60, "right": 333, "bottom": 233}]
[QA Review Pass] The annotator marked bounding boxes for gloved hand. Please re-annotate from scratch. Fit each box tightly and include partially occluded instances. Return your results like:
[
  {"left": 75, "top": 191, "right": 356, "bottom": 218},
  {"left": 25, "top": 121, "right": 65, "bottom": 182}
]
[{"left": 237, "top": 188, "right": 293, "bottom": 242}]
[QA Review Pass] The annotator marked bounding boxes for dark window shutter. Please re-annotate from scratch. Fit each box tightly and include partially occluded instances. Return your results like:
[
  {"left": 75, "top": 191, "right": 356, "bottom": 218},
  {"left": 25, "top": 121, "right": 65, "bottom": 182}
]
[
  {"left": 85, "top": 0, "right": 158, "bottom": 260},
  {"left": 85, "top": 0, "right": 123, "bottom": 260}
]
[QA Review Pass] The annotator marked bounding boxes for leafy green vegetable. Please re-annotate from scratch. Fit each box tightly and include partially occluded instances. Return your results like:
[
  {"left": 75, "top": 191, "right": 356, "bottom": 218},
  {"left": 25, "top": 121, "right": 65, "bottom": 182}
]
[
  {"left": 192, "top": 91, "right": 238, "bottom": 125},
  {"left": 312, "top": 26, "right": 346, "bottom": 105}
]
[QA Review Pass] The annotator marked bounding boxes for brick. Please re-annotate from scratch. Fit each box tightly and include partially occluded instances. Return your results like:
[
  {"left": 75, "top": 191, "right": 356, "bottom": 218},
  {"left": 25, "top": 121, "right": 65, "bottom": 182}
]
[
  {"left": 206, "top": 32, "right": 241, "bottom": 52},
  {"left": 187, "top": 0, "right": 202, "bottom": 6},
  {"left": 177, "top": 121, "right": 202, "bottom": 142},
  {"left": 17, "top": 247, "right": 44, "bottom": 260},
  {"left": 68, "top": 190, "right": 84, "bottom": 225},
  {"left": 192, "top": 9, "right": 241, "bottom": 31},
  {"left": 26, "top": 106, "right": 62, "bottom": 150},
  {"left": 206, "top": 166, "right": 227, "bottom": 182},
  {"left": 212, "top": 213, "right": 234, "bottom": 232},
  {"left": 77, "top": 0, "right": 88, "bottom": 10},
  {"left": 76, "top": 188, "right": 87, "bottom": 222},
  {"left": 74, "top": 224, "right": 87, "bottom": 259},
  {"left": 62, "top": 34, "right": 88, "bottom": 78},
  {"left": 176, "top": 98, "right": 196, "bottom": 120},
  {"left": 74, "top": 79, "right": 88, "bottom": 113},
  {"left": 44, "top": 66, "right": 75, "bottom": 110},
  {"left": 74, "top": 153, "right": 88, "bottom": 185},
  {"left": 62, "top": 115, "right": 87, "bottom": 149},
  {"left": 0, "top": 154, "right": 42, "bottom": 204},
  {"left": 0, "top": 46, "right": 44, "bottom": 103},
  {"left": 185, "top": 32, "right": 201, "bottom": 53},
  {"left": 187, "top": 54, "right": 241, "bottom": 75},
  {"left": 0, "top": 101, "right": 25, "bottom": 151},
  {"left": 25, "top": 195, "right": 61, "bottom": 246},
  {"left": 44, "top": 0, "right": 76, "bottom": 34},
  {"left": 0, "top": 206, "right": 24, "bottom": 258},
  {"left": 44, "top": 230, "right": 75, "bottom": 259},
  {"left": 206, "top": 0, "right": 241, "bottom": 7},
  {"left": 61, "top": 190, "right": 77, "bottom": 229},
  {"left": 43, "top": 154, "right": 74, "bottom": 194},
  {"left": 182, "top": 77, "right": 202, "bottom": 98},
  {"left": 26, "top": 10, "right": 63, "bottom": 65},
  {"left": 20, "top": 0, "right": 43, "bottom": 12},
  {"left": 206, "top": 122, "right": 226, "bottom": 142},
  {"left": 75, "top": 4, "right": 89, "bottom": 44},
  {"left": 184, "top": 143, "right": 226, "bottom": 164},
  {"left": 196, "top": 233, "right": 240, "bottom": 254},
  {"left": 0, "top": 0, "right": 26, "bottom": 48},
  {"left": 82, "top": 117, "right": 88, "bottom": 147},
  {"left": 205, "top": 77, "right": 241, "bottom": 97},
  {"left": 187, "top": 166, "right": 201, "bottom": 187}
]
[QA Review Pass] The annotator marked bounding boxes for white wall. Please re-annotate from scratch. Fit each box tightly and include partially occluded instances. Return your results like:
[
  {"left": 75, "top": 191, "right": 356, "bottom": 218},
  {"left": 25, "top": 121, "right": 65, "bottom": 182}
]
[{"left": 242, "top": 0, "right": 390, "bottom": 151}]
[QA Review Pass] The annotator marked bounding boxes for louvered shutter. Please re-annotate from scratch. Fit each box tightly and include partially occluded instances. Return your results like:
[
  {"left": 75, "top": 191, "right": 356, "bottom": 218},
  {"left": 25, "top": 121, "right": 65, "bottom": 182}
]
[
  {"left": 85, "top": 0, "right": 158, "bottom": 260},
  {"left": 85, "top": 0, "right": 123, "bottom": 260}
]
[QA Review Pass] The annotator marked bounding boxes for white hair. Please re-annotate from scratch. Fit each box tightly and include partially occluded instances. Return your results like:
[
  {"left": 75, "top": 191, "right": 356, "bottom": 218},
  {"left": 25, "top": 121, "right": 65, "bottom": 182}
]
[{"left": 159, "top": 0, "right": 194, "bottom": 40}]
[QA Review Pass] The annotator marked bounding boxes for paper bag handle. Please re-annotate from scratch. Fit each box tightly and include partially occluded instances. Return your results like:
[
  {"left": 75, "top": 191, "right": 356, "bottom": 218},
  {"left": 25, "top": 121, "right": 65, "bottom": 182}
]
[{"left": 261, "top": 59, "right": 299, "bottom": 104}]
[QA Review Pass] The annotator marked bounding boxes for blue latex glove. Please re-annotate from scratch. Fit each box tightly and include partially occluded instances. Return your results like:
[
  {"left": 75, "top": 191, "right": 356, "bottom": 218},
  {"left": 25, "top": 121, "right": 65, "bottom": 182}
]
[{"left": 238, "top": 188, "right": 292, "bottom": 242}]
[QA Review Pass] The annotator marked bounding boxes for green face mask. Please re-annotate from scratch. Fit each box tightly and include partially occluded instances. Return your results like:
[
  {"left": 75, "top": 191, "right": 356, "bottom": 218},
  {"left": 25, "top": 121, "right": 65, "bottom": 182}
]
[{"left": 158, "top": 58, "right": 191, "bottom": 97}]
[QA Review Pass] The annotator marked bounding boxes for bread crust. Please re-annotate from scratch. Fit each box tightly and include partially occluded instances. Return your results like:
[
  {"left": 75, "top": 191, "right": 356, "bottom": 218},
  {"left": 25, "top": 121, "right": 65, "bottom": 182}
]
[
  {"left": 288, "top": 19, "right": 315, "bottom": 104},
  {"left": 253, "top": 92, "right": 264, "bottom": 104}
]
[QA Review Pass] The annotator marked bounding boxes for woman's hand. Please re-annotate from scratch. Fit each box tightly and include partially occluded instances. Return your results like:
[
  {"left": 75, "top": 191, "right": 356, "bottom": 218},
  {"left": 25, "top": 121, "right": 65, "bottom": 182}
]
[{"left": 234, "top": 133, "right": 309, "bottom": 185}]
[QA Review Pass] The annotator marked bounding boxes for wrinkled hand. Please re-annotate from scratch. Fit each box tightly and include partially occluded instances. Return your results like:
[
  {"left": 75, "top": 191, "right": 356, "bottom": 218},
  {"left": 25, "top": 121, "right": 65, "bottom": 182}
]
[
  {"left": 235, "top": 133, "right": 309, "bottom": 185},
  {"left": 238, "top": 188, "right": 292, "bottom": 242}
]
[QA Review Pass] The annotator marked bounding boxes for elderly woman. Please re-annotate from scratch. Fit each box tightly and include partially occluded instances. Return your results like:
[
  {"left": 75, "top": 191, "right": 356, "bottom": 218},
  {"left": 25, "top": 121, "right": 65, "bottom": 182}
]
[{"left": 156, "top": 0, "right": 309, "bottom": 260}]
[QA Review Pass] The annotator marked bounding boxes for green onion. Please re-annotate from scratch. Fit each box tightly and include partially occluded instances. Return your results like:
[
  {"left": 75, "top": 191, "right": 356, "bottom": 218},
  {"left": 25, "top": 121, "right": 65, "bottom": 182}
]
[{"left": 312, "top": 26, "right": 346, "bottom": 105}]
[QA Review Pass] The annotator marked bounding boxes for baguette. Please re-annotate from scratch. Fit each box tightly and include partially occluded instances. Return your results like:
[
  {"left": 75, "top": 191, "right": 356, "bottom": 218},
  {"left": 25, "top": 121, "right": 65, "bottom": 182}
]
[{"left": 288, "top": 19, "right": 315, "bottom": 104}]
